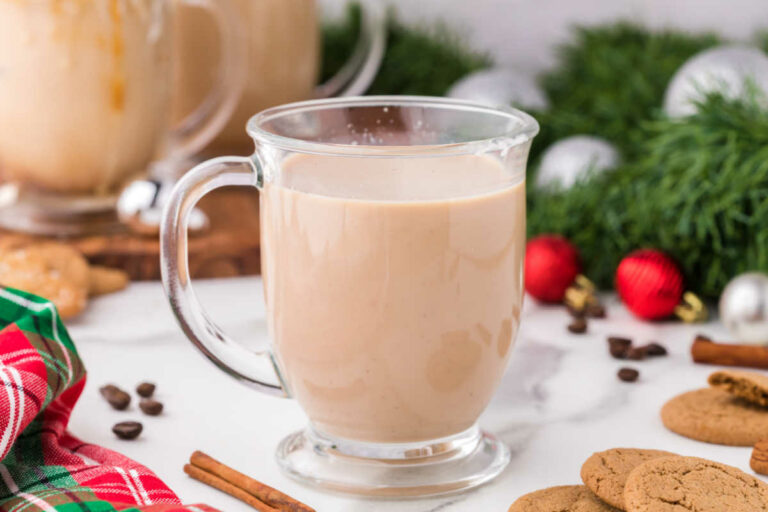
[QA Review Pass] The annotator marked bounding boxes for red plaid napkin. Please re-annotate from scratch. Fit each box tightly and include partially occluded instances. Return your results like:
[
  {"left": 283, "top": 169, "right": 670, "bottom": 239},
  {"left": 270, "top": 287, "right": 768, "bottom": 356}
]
[{"left": 0, "top": 287, "right": 218, "bottom": 511}]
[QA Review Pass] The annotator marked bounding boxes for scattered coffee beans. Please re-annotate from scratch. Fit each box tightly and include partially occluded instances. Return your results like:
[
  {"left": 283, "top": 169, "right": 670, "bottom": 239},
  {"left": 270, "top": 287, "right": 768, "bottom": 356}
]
[
  {"left": 567, "top": 317, "right": 588, "bottom": 334},
  {"left": 606, "top": 337, "right": 668, "bottom": 362},
  {"left": 645, "top": 342, "right": 668, "bottom": 356},
  {"left": 139, "top": 399, "right": 163, "bottom": 416},
  {"left": 618, "top": 367, "right": 639, "bottom": 382},
  {"left": 112, "top": 421, "right": 143, "bottom": 440},
  {"left": 102, "top": 381, "right": 163, "bottom": 438},
  {"left": 136, "top": 382, "right": 155, "bottom": 398},
  {"left": 607, "top": 337, "right": 632, "bottom": 359},
  {"left": 100, "top": 384, "right": 131, "bottom": 411}
]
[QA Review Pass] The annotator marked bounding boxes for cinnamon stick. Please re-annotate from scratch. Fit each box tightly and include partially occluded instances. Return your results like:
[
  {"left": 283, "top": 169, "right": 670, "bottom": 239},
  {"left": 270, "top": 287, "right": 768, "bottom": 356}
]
[
  {"left": 184, "top": 464, "right": 279, "bottom": 512},
  {"left": 691, "top": 335, "right": 768, "bottom": 369},
  {"left": 189, "top": 451, "right": 315, "bottom": 512}
]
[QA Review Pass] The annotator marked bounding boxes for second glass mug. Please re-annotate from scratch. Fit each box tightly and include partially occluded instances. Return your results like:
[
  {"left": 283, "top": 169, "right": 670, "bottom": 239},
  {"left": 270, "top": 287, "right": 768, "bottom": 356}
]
[
  {"left": 161, "top": 96, "right": 539, "bottom": 496},
  {"left": 0, "top": 0, "right": 243, "bottom": 234}
]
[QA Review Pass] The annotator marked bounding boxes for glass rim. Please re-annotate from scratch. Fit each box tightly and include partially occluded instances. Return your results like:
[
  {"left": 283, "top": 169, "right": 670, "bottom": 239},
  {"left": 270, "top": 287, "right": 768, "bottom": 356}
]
[{"left": 246, "top": 95, "right": 540, "bottom": 157}]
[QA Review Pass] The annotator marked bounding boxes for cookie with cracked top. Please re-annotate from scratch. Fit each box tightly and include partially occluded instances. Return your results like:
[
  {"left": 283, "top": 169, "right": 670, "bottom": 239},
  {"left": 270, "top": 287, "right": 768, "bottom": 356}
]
[
  {"left": 624, "top": 455, "right": 768, "bottom": 511},
  {"left": 661, "top": 387, "right": 768, "bottom": 446},
  {"left": 581, "top": 448, "right": 676, "bottom": 509}
]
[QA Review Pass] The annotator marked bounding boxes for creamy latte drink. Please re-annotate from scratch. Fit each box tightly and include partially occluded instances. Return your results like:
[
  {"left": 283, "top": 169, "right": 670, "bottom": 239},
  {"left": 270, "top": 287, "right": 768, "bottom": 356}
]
[
  {"left": 261, "top": 154, "right": 525, "bottom": 443},
  {"left": 0, "top": 0, "right": 172, "bottom": 194}
]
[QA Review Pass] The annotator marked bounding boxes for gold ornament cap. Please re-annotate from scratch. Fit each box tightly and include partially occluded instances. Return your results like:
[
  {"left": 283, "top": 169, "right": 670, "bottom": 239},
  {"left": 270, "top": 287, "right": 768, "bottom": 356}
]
[
  {"left": 674, "top": 291, "right": 708, "bottom": 323},
  {"left": 564, "top": 275, "right": 599, "bottom": 312}
]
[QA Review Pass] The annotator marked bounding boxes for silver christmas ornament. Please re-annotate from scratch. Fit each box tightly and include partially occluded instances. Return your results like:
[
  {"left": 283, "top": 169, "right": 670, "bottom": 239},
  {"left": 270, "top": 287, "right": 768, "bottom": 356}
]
[
  {"left": 719, "top": 272, "right": 768, "bottom": 344},
  {"left": 447, "top": 68, "right": 548, "bottom": 110},
  {"left": 535, "top": 135, "right": 620, "bottom": 190},
  {"left": 664, "top": 45, "right": 768, "bottom": 118}
]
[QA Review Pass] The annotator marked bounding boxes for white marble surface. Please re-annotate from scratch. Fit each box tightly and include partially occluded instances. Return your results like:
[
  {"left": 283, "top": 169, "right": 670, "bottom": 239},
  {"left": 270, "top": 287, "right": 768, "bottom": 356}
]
[{"left": 65, "top": 277, "right": 762, "bottom": 511}]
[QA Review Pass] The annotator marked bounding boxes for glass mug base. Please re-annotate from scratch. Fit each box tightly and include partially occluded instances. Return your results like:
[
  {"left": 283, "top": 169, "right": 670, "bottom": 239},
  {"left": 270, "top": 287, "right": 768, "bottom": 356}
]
[
  {"left": 275, "top": 424, "right": 510, "bottom": 497},
  {"left": 0, "top": 185, "right": 122, "bottom": 236}
]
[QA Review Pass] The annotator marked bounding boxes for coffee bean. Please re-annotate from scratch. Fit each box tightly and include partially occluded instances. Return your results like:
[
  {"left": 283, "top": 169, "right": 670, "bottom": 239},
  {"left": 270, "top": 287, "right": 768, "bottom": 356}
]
[
  {"left": 618, "top": 368, "right": 639, "bottom": 382},
  {"left": 566, "top": 304, "right": 586, "bottom": 318},
  {"left": 139, "top": 399, "right": 163, "bottom": 416},
  {"left": 567, "top": 317, "right": 587, "bottom": 334},
  {"left": 100, "top": 384, "right": 119, "bottom": 395},
  {"left": 645, "top": 342, "right": 668, "bottom": 357},
  {"left": 609, "top": 346, "right": 627, "bottom": 359},
  {"left": 608, "top": 336, "right": 632, "bottom": 346},
  {"left": 136, "top": 382, "right": 155, "bottom": 398},
  {"left": 626, "top": 346, "right": 648, "bottom": 361},
  {"left": 112, "top": 421, "right": 143, "bottom": 440},
  {"left": 586, "top": 303, "right": 606, "bottom": 318},
  {"left": 100, "top": 384, "right": 130, "bottom": 411},
  {"left": 607, "top": 337, "right": 632, "bottom": 359}
]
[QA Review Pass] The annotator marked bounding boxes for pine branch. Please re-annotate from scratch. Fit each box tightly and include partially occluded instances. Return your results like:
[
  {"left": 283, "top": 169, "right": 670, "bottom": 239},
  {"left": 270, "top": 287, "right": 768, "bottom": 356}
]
[{"left": 529, "top": 93, "right": 768, "bottom": 298}]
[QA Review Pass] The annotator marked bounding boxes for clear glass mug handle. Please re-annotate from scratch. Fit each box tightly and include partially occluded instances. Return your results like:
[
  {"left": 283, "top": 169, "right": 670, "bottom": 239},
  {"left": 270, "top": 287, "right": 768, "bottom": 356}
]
[
  {"left": 165, "top": 0, "right": 245, "bottom": 161},
  {"left": 160, "top": 155, "right": 288, "bottom": 397},
  {"left": 315, "top": 2, "right": 387, "bottom": 98}
]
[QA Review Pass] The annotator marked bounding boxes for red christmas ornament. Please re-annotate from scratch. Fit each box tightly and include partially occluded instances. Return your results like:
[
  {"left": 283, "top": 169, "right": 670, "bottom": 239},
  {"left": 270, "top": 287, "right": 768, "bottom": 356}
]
[
  {"left": 525, "top": 235, "right": 581, "bottom": 303},
  {"left": 615, "top": 249, "right": 684, "bottom": 320}
]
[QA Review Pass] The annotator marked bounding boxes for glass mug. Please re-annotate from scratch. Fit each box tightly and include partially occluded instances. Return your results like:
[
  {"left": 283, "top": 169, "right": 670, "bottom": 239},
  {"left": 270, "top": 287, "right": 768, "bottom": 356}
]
[
  {"left": 160, "top": 97, "right": 538, "bottom": 496},
  {"left": 0, "top": 0, "right": 243, "bottom": 234}
]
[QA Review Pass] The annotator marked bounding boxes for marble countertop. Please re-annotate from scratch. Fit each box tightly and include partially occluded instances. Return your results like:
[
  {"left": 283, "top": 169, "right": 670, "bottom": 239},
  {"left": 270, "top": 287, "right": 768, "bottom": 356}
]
[{"left": 65, "top": 277, "right": 760, "bottom": 511}]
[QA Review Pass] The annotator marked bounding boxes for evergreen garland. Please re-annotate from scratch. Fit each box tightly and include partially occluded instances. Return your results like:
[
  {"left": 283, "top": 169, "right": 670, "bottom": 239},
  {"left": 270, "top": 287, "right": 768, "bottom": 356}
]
[{"left": 528, "top": 92, "right": 768, "bottom": 298}]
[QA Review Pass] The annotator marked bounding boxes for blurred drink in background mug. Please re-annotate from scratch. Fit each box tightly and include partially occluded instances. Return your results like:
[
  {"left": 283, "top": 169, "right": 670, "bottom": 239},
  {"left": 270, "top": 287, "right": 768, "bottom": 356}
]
[
  {"left": 172, "top": 0, "right": 385, "bottom": 155},
  {"left": 161, "top": 96, "right": 538, "bottom": 496},
  {"left": 0, "top": 0, "right": 243, "bottom": 234}
]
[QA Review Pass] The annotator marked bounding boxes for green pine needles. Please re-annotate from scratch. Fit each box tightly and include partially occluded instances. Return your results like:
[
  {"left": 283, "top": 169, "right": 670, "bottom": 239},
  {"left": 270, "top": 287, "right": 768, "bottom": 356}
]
[
  {"left": 528, "top": 92, "right": 768, "bottom": 298},
  {"left": 529, "top": 23, "right": 768, "bottom": 297}
]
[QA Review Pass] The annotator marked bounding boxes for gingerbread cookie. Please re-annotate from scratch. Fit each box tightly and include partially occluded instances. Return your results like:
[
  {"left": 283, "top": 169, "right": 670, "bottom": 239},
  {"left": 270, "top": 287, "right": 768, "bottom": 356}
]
[
  {"left": 88, "top": 265, "right": 129, "bottom": 296},
  {"left": 661, "top": 388, "right": 768, "bottom": 446},
  {"left": 31, "top": 243, "right": 90, "bottom": 288},
  {"left": 0, "top": 242, "right": 89, "bottom": 318},
  {"left": 509, "top": 485, "right": 620, "bottom": 512},
  {"left": 0, "top": 234, "right": 35, "bottom": 251},
  {"left": 581, "top": 448, "right": 676, "bottom": 509},
  {"left": 709, "top": 369, "right": 768, "bottom": 407},
  {"left": 624, "top": 456, "right": 768, "bottom": 511}
]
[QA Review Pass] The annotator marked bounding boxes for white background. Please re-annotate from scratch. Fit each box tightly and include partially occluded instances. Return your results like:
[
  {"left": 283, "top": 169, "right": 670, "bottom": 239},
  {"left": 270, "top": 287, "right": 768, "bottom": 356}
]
[{"left": 324, "top": 0, "right": 768, "bottom": 74}]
